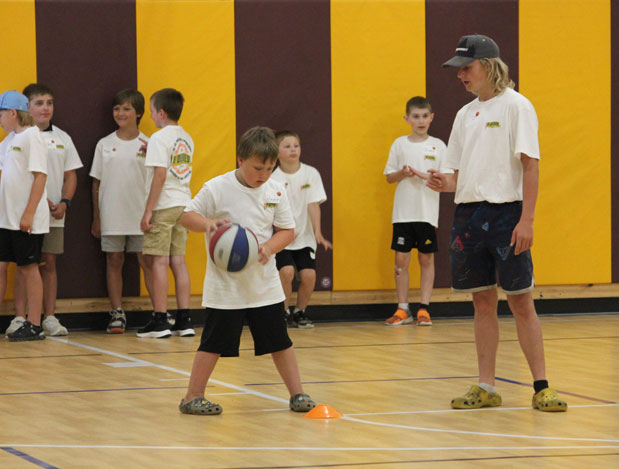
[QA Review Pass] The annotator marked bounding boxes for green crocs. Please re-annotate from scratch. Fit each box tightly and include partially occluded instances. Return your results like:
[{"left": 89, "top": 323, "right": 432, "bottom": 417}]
[
  {"left": 451, "top": 384, "right": 502, "bottom": 409},
  {"left": 179, "top": 397, "right": 223, "bottom": 415},
  {"left": 289, "top": 393, "right": 316, "bottom": 412},
  {"left": 532, "top": 388, "right": 567, "bottom": 412}
]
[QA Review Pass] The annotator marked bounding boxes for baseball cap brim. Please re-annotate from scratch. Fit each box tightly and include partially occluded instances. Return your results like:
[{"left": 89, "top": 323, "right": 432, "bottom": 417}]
[{"left": 442, "top": 55, "right": 475, "bottom": 68}]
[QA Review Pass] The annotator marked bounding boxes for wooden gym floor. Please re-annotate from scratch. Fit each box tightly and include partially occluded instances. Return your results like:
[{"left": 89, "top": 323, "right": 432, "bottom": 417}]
[{"left": 0, "top": 313, "right": 617, "bottom": 468}]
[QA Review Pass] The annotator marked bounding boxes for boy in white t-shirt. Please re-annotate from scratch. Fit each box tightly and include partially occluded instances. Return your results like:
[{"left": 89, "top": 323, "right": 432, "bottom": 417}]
[
  {"left": 0, "top": 90, "right": 49, "bottom": 341},
  {"left": 138, "top": 88, "right": 193, "bottom": 339},
  {"left": 4, "top": 84, "right": 83, "bottom": 338},
  {"left": 90, "top": 89, "right": 153, "bottom": 334},
  {"left": 271, "top": 130, "right": 331, "bottom": 329},
  {"left": 383, "top": 96, "right": 448, "bottom": 327},
  {"left": 178, "top": 126, "right": 315, "bottom": 415},
  {"left": 428, "top": 34, "right": 567, "bottom": 412}
]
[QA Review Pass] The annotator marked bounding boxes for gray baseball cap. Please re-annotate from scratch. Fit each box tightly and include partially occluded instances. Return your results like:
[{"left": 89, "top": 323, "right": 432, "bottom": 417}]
[{"left": 442, "top": 34, "right": 500, "bottom": 68}]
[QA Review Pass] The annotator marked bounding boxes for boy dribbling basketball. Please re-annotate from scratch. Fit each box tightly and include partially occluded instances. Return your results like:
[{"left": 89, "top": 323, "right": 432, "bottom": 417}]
[{"left": 179, "top": 126, "right": 315, "bottom": 415}]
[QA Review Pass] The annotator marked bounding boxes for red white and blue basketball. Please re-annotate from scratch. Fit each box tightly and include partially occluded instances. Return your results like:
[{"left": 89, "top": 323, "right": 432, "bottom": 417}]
[{"left": 209, "top": 223, "right": 259, "bottom": 272}]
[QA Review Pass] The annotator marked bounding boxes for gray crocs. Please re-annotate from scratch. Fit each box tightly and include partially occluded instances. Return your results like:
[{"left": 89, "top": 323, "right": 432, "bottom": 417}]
[
  {"left": 179, "top": 397, "right": 223, "bottom": 415},
  {"left": 289, "top": 393, "right": 316, "bottom": 412}
]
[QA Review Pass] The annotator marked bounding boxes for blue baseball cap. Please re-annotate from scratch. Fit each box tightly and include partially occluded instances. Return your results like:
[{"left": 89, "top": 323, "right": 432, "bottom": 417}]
[
  {"left": 442, "top": 34, "right": 500, "bottom": 68},
  {"left": 0, "top": 90, "right": 29, "bottom": 112}
]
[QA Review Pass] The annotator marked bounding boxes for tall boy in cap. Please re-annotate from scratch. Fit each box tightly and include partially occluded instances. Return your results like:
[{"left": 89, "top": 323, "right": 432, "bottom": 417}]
[
  {"left": 0, "top": 91, "right": 49, "bottom": 341},
  {"left": 427, "top": 35, "right": 567, "bottom": 412}
]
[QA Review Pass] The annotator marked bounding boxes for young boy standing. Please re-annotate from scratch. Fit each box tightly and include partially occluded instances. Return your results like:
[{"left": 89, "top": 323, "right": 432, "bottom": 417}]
[
  {"left": 271, "top": 130, "right": 331, "bottom": 329},
  {"left": 4, "top": 84, "right": 82, "bottom": 337},
  {"left": 428, "top": 34, "right": 567, "bottom": 411},
  {"left": 179, "top": 126, "right": 315, "bottom": 415},
  {"left": 138, "top": 88, "right": 193, "bottom": 338},
  {"left": 0, "top": 91, "right": 49, "bottom": 341},
  {"left": 383, "top": 97, "right": 447, "bottom": 326},
  {"left": 90, "top": 89, "right": 153, "bottom": 333}
]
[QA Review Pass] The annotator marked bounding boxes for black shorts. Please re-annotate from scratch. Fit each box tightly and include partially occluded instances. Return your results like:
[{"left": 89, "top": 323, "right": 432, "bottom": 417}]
[
  {"left": 391, "top": 222, "right": 438, "bottom": 253},
  {"left": 0, "top": 228, "right": 44, "bottom": 266},
  {"left": 198, "top": 302, "right": 293, "bottom": 357},
  {"left": 450, "top": 201, "right": 534, "bottom": 294},
  {"left": 275, "top": 247, "right": 316, "bottom": 271}
]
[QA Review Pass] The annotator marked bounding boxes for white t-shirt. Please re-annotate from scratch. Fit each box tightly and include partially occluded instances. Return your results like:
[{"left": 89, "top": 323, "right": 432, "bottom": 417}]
[
  {"left": 144, "top": 125, "right": 193, "bottom": 210},
  {"left": 0, "top": 131, "right": 15, "bottom": 170},
  {"left": 185, "top": 170, "right": 295, "bottom": 309},
  {"left": 271, "top": 163, "right": 327, "bottom": 251},
  {"left": 41, "top": 125, "right": 83, "bottom": 228},
  {"left": 384, "top": 135, "right": 448, "bottom": 227},
  {"left": 0, "top": 127, "right": 50, "bottom": 234},
  {"left": 90, "top": 131, "right": 149, "bottom": 235},
  {"left": 445, "top": 88, "right": 540, "bottom": 204}
]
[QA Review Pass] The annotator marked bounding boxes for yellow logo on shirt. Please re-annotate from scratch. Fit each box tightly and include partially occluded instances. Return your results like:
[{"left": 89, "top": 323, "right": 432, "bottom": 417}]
[
  {"left": 486, "top": 121, "right": 501, "bottom": 128},
  {"left": 264, "top": 202, "right": 278, "bottom": 209},
  {"left": 56, "top": 144, "right": 64, "bottom": 149},
  {"left": 12, "top": 146, "right": 22, "bottom": 152},
  {"left": 169, "top": 138, "right": 192, "bottom": 181},
  {"left": 424, "top": 155, "right": 436, "bottom": 161},
  {"left": 301, "top": 183, "right": 311, "bottom": 190}
]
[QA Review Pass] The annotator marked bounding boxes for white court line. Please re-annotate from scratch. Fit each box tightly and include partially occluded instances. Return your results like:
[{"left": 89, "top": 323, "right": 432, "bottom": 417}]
[
  {"left": 0, "top": 443, "right": 617, "bottom": 451},
  {"left": 48, "top": 337, "right": 619, "bottom": 444},
  {"left": 347, "top": 404, "right": 619, "bottom": 416}
]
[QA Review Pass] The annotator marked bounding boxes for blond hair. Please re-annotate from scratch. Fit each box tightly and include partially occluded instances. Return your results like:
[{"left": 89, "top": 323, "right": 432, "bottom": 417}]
[
  {"left": 479, "top": 57, "right": 515, "bottom": 94},
  {"left": 16, "top": 110, "right": 33, "bottom": 127}
]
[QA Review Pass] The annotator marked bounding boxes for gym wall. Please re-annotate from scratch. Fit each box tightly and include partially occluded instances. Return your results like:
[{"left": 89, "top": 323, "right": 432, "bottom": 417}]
[{"left": 0, "top": 0, "right": 615, "bottom": 301}]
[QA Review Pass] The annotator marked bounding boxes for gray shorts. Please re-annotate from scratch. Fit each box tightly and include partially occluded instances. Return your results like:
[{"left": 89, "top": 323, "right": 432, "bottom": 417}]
[
  {"left": 101, "top": 235, "right": 143, "bottom": 253},
  {"left": 42, "top": 227, "right": 64, "bottom": 255}
]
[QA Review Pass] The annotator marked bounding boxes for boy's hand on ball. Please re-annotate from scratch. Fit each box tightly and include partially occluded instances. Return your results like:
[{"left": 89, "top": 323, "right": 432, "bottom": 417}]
[
  {"left": 258, "top": 243, "right": 273, "bottom": 265},
  {"left": 205, "top": 218, "right": 229, "bottom": 237}
]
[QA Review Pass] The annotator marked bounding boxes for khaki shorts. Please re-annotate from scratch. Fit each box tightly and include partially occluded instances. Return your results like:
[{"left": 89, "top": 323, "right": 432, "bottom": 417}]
[
  {"left": 101, "top": 235, "right": 143, "bottom": 253},
  {"left": 42, "top": 227, "right": 64, "bottom": 255},
  {"left": 142, "top": 206, "right": 187, "bottom": 256}
]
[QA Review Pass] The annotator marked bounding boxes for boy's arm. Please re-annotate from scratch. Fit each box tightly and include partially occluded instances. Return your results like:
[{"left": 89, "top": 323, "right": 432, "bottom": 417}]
[
  {"left": 20, "top": 172, "right": 47, "bottom": 233},
  {"left": 510, "top": 154, "right": 538, "bottom": 255},
  {"left": 51, "top": 169, "right": 77, "bottom": 220},
  {"left": 141, "top": 166, "right": 167, "bottom": 232},
  {"left": 259, "top": 227, "right": 294, "bottom": 265},
  {"left": 181, "top": 210, "right": 227, "bottom": 235},
  {"left": 426, "top": 169, "right": 458, "bottom": 193},
  {"left": 308, "top": 202, "right": 332, "bottom": 250},
  {"left": 91, "top": 178, "right": 101, "bottom": 238}
]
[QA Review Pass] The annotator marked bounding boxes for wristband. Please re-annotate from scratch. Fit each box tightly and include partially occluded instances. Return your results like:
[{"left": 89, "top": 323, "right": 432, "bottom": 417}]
[{"left": 60, "top": 198, "right": 71, "bottom": 208}]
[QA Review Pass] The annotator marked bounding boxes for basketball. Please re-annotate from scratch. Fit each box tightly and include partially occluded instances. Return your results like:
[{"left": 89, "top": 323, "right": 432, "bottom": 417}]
[{"left": 208, "top": 223, "right": 259, "bottom": 272}]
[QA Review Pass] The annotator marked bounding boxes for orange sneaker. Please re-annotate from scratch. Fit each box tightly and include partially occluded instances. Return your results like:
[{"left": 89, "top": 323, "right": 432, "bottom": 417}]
[
  {"left": 384, "top": 308, "right": 413, "bottom": 326},
  {"left": 416, "top": 308, "right": 432, "bottom": 326}
]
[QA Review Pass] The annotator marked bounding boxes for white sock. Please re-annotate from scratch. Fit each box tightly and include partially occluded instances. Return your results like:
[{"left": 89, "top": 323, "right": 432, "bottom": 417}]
[
  {"left": 398, "top": 303, "right": 409, "bottom": 311},
  {"left": 293, "top": 307, "right": 303, "bottom": 314},
  {"left": 479, "top": 383, "right": 496, "bottom": 394}
]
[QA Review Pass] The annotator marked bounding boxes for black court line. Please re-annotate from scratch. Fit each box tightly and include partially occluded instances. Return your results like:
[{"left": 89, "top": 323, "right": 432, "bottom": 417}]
[
  {"left": 229, "top": 452, "right": 619, "bottom": 468},
  {"left": 495, "top": 377, "right": 617, "bottom": 404},
  {"left": 1, "top": 447, "right": 58, "bottom": 469},
  {"left": 0, "top": 353, "right": 101, "bottom": 360},
  {"left": 125, "top": 335, "right": 618, "bottom": 355},
  {"left": 245, "top": 376, "right": 477, "bottom": 386},
  {"left": 0, "top": 385, "right": 193, "bottom": 397}
]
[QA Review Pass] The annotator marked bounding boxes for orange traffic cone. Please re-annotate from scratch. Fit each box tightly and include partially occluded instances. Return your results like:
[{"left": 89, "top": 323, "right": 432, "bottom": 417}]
[{"left": 304, "top": 404, "right": 343, "bottom": 419}]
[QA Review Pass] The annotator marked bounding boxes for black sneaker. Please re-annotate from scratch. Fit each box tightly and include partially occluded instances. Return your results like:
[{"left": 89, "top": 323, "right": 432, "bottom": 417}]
[
  {"left": 171, "top": 312, "right": 195, "bottom": 337},
  {"left": 136, "top": 313, "right": 172, "bottom": 338},
  {"left": 293, "top": 310, "right": 314, "bottom": 329},
  {"left": 7, "top": 321, "right": 45, "bottom": 342},
  {"left": 284, "top": 307, "right": 295, "bottom": 327}
]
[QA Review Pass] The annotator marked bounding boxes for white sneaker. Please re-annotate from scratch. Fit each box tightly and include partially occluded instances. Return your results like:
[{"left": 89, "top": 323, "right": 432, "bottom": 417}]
[
  {"left": 5, "top": 316, "right": 26, "bottom": 337},
  {"left": 42, "top": 315, "right": 68, "bottom": 336}
]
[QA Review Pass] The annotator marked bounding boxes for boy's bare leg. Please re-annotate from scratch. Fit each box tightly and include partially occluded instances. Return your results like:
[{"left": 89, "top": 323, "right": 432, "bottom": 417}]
[
  {"left": 271, "top": 346, "right": 304, "bottom": 396},
  {"left": 295, "top": 268, "right": 316, "bottom": 311},
  {"left": 150, "top": 255, "right": 169, "bottom": 312},
  {"left": 507, "top": 291, "right": 546, "bottom": 381},
  {"left": 106, "top": 252, "right": 124, "bottom": 310},
  {"left": 170, "top": 255, "right": 190, "bottom": 309},
  {"left": 472, "top": 289, "right": 500, "bottom": 386},
  {"left": 278, "top": 266, "right": 295, "bottom": 310},
  {"left": 394, "top": 251, "right": 411, "bottom": 305},
  {"left": 184, "top": 351, "right": 220, "bottom": 401},
  {"left": 137, "top": 252, "right": 154, "bottom": 300},
  {"left": 19, "top": 263, "right": 43, "bottom": 326},
  {"left": 39, "top": 253, "right": 57, "bottom": 318},
  {"left": 13, "top": 269, "right": 27, "bottom": 318},
  {"left": 418, "top": 252, "right": 435, "bottom": 305}
]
